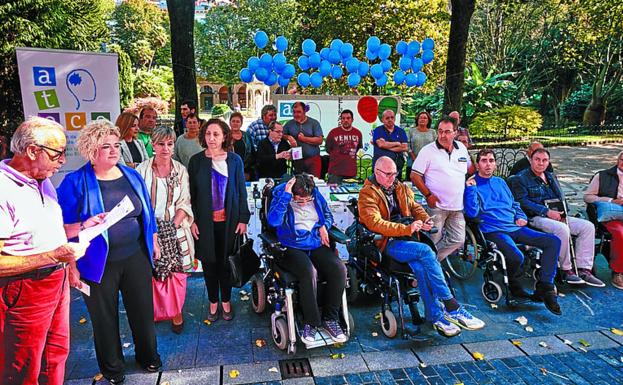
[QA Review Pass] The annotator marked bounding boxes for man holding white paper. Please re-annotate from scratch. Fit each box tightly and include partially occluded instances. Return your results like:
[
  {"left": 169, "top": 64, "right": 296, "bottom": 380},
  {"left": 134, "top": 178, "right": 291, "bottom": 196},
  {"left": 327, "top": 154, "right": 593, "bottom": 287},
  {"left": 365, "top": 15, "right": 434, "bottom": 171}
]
[
  {"left": 0, "top": 117, "right": 91, "bottom": 385},
  {"left": 284, "top": 101, "right": 324, "bottom": 177}
]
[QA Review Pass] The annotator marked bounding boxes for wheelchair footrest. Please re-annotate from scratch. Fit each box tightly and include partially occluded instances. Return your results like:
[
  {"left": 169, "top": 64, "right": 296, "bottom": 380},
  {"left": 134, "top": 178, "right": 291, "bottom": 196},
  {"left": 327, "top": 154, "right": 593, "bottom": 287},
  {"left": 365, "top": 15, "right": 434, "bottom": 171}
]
[{"left": 300, "top": 329, "right": 349, "bottom": 349}]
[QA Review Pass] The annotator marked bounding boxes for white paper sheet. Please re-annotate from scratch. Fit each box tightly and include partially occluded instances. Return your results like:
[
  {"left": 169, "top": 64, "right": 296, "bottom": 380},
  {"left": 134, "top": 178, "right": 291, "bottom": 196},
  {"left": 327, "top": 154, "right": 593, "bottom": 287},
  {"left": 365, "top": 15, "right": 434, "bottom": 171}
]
[{"left": 78, "top": 195, "right": 135, "bottom": 243}]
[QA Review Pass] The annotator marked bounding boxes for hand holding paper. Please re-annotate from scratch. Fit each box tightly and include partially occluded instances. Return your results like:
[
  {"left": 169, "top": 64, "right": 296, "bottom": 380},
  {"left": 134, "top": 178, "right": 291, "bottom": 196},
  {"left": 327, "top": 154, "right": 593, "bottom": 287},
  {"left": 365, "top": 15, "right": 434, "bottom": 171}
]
[{"left": 79, "top": 195, "right": 135, "bottom": 243}]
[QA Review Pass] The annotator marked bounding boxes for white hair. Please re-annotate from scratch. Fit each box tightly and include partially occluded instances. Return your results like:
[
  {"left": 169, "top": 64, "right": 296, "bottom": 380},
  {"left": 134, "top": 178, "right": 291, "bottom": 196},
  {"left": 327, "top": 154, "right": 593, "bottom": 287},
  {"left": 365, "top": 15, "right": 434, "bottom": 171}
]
[{"left": 10, "top": 117, "right": 64, "bottom": 154}]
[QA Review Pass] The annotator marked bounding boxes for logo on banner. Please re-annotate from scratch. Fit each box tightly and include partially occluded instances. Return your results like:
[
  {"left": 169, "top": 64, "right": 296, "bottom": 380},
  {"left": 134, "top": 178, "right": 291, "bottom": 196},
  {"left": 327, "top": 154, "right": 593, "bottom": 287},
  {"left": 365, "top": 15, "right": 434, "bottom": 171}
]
[
  {"left": 38, "top": 112, "right": 61, "bottom": 123},
  {"left": 279, "top": 102, "right": 294, "bottom": 118},
  {"left": 66, "top": 69, "right": 97, "bottom": 110},
  {"left": 34, "top": 89, "right": 60, "bottom": 110},
  {"left": 91, "top": 112, "right": 111, "bottom": 121},
  {"left": 65, "top": 112, "right": 87, "bottom": 131},
  {"left": 33, "top": 67, "right": 57, "bottom": 86}
]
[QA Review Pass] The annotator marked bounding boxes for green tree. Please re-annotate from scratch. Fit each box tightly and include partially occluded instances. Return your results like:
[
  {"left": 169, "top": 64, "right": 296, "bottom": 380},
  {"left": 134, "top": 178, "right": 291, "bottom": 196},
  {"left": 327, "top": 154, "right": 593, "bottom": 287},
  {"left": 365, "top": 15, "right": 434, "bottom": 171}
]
[
  {"left": 110, "top": 0, "right": 170, "bottom": 68},
  {"left": 108, "top": 43, "right": 134, "bottom": 108},
  {"left": 134, "top": 66, "right": 174, "bottom": 102},
  {"left": 0, "top": 0, "right": 112, "bottom": 135}
]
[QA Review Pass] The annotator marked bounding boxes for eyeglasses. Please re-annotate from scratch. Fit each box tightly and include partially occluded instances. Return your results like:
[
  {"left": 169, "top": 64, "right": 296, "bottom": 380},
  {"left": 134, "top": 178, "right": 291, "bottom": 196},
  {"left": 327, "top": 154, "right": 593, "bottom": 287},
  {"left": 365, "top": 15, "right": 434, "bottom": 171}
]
[
  {"left": 293, "top": 196, "right": 314, "bottom": 204},
  {"left": 272, "top": 130, "right": 284, "bottom": 134},
  {"left": 438, "top": 129, "right": 455, "bottom": 136},
  {"left": 36, "top": 144, "right": 66, "bottom": 161},
  {"left": 377, "top": 169, "right": 398, "bottom": 178}
]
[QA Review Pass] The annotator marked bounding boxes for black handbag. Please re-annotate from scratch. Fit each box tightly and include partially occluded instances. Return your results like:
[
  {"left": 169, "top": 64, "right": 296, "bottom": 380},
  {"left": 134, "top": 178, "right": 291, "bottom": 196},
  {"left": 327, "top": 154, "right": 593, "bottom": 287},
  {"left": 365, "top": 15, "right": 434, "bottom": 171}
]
[{"left": 228, "top": 234, "right": 260, "bottom": 288}]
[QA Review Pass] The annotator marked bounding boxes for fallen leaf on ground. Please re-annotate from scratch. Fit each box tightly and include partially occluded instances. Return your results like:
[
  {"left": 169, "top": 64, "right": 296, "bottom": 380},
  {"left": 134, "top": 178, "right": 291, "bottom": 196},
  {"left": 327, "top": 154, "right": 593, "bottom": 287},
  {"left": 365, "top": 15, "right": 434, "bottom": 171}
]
[
  {"left": 514, "top": 316, "right": 528, "bottom": 326},
  {"left": 419, "top": 362, "right": 427, "bottom": 368},
  {"left": 333, "top": 343, "right": 344, "bottom": 348},
  {"left": 512, "top": 340, "right": 522, "bottom": 347},
  {"left": 79, "top": 317, "right": 87, "bottom": 324},
  {"left": 525, "top": 326, "right": 534, "bottom": 332},
  {"left": 490, "top": 303, "right": 498, "bottom": 309},
  {"left": 611, "top": 328, "right": 623, "bottom": 336},
  {"left": 540, "top": 367, "right": 548, "bottom": 375},
  {"left": 255, "top": 339, "right": 266, "bottom": 348},
  {"left": 161, "top": 382, "right": 170, "bottom": 385},
  {"left": 203, "top": 319, "right": 211, "bottom": 325},
  {"left": 578, "top": 339, "right": 591, "bottom": 347},
  {"left": 578, "top": 346, "right": 588, "bottom": 353},
  {"left": 563, "top": 339, "right": 573, "bottom": 345},
  {"left": 240, "top": 290, "right": 248, "bottom": 295},
  {"left": 240, "top": 295, "right": 250, "bottom": 301},
  {"left": 268, "top": 367, "right": 278, "bottom": 373},
  {"left": 472, "top": 351, "right": 485, "bottom": 360},
  {"left": 329, "top": 353, "right": 345, "bottom": 359},
  {"left": 454, "top": 382, "right": 464, "bottom": 385},
  {"left": 371, "top": 332, "right": 378, "bottom": 337},
  {"left": 374, "top": 313, "right": 381, "bottom": 320},
  {"left": 538, "top": 341, "right": 549, "bottom": 348},
  {"left": 229, "top": 369, "right": 239, "bottom": 378},
  {"left": 93, "top": 373, "right": 103, "bottom": 381},
  {"left": 122, "top": 342, "right": 131, "bottom": 348}
]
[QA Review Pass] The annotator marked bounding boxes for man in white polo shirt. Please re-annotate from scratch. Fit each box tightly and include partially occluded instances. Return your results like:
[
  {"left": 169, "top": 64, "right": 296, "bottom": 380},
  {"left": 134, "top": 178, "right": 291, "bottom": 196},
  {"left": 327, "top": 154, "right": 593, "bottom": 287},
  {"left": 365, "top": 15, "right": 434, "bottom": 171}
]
[
  {"left": 411, "top": 116, "right": 474, "bottom": 261},
  {"left": 0, "top": 117, "right": 90, "bottom": 385}
]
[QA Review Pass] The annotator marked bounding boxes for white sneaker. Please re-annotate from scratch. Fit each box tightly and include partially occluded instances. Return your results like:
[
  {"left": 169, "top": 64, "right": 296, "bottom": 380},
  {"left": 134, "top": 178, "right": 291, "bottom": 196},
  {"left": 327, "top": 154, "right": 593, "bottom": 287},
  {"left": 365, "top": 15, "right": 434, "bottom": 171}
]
[
  {"left": 445, "top": 307, "right": 486, "bottom": 330},
  {"left": 433, "top": 317, "right": 461, "bottom": 337}
]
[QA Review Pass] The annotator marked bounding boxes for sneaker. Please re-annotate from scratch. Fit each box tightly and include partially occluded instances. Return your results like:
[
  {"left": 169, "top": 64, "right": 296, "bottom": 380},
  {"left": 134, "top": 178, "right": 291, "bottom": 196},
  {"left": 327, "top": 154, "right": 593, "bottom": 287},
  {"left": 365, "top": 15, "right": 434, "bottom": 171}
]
[
  {"left": 322, "top": 319, "right": 347, "bottom": 343},
  {"left": 578, "top": 269, "right": 605, "bottom": 287},
  {"left": 561, "top": 269, "right": 585, "bottom": 285},
  {"left": 433, "top": 317, "right": 461, "bottom": 337},
  {"left": 445, "top": 307, "right": 486, "bottom": 330},
  {"left": 612, "top": 272, "right": 623, "bottom": 290},
  {"left": 301, "top": 324, "right": 318, "bottom": 344}
]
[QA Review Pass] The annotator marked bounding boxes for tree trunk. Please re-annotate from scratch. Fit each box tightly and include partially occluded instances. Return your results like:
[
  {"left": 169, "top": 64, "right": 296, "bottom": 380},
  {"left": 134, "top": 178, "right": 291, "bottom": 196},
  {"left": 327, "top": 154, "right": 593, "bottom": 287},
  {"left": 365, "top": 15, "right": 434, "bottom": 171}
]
[
  {"left": 443, "top": 0, "right": 476, "bottom": 114},
  {"left": 583, "top": 99, "right": 606, "bottom": 127},
  {"left": 166, "top": 0, "right": 197, "bottom": 120}
]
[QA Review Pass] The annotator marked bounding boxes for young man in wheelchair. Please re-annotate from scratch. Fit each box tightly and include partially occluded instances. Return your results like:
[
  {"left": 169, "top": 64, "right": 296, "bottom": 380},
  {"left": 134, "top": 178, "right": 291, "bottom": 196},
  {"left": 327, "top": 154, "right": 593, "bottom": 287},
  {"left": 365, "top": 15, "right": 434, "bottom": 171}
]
[
  {"left": 267, "top": 174, "right": 348, "bottom": 345},
  {"left": 358, "top": 156, "right": 485, "bottom": 337},
  {"left": 464, "top": 149, "right": 562, "bottom": 314}
]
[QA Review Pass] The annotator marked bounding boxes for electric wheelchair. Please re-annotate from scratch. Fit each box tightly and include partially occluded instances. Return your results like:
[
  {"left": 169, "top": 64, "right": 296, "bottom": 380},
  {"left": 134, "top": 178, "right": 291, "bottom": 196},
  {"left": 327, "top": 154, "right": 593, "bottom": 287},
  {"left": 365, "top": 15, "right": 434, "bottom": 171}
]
[{"left": 249, "top": 179, "right": 354, "bottom": 355}]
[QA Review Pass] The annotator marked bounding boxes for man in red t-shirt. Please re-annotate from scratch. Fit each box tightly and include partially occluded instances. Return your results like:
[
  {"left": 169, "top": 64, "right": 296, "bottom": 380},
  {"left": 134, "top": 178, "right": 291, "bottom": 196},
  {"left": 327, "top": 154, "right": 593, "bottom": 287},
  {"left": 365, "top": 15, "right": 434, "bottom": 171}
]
[{"left": 326, "top": 109, "right": 363, "bottom": 184}]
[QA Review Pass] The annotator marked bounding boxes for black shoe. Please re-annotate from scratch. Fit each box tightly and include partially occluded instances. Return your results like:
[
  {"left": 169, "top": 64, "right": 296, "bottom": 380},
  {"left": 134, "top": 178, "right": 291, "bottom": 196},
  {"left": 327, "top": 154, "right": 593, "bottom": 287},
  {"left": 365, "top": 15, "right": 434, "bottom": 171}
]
[
  {"left": 508, "top": 280, "right": 532, "bottom": 300},
  {"left": 143, "top": 362, "right": 162, "bottom": 373},
  {"left": 207, "top": 304, "right": 219, "bottom": 322},
  {"left": 106, "top": 374, "right": 125, "bottom": 384},
  {"left": 531, "top": 282, "right": 561, "bottom": 315}
]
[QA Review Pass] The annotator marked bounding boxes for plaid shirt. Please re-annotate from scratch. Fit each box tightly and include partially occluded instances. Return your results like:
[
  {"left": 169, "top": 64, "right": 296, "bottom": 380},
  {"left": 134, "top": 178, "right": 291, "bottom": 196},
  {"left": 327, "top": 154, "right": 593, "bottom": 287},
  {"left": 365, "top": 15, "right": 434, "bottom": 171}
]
[{"left": 247, "top": 118, "right": 269, "bottom": 151}]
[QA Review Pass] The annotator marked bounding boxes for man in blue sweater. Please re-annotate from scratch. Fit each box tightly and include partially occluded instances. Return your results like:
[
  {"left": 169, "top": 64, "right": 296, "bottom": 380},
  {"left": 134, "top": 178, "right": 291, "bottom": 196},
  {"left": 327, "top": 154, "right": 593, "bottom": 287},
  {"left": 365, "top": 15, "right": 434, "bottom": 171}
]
[{"left": 464, "top": 149, "right": 562, "bottom": 315}]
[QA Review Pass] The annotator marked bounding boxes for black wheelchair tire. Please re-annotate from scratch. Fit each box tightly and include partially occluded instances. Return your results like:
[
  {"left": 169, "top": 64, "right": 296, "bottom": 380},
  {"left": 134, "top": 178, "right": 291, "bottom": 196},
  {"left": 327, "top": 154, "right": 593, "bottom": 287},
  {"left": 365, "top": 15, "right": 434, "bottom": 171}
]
[
  {"left": 444, "top": 226, "right": 479, "bottom": 280},
  {"left": 251, "top": 273, "right": 266, "bottom": 314}
]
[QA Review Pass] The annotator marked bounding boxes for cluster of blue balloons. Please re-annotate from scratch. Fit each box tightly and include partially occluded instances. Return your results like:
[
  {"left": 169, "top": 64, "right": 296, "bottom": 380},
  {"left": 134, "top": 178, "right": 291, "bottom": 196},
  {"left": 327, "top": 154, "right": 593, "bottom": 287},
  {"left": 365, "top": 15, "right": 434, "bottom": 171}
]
[
  {"left": 239, "top": 31, "right": 296, "bottom": 87},
  {"left": 392, "top": 38, "right": 434, "bottom": 87},
  {"left": 295, "top": 38, "right": 367, "bottom": 89},
  {"left": 365, "top": 36, "right": 393, "bottom": 87}
]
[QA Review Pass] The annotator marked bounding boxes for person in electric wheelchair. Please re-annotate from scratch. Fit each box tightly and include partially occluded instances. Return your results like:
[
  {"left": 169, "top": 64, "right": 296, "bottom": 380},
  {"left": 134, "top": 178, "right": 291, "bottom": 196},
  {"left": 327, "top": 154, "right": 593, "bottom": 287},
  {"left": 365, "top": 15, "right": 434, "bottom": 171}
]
[
  {"left": 358, "top": 156, "right": 485, "bottom": 338},
  {"left": 464, "top": 149, "right": 562, "bottom": 315},
  {"left": 266, "top": 174, "right": 349, "bottom": 345}
]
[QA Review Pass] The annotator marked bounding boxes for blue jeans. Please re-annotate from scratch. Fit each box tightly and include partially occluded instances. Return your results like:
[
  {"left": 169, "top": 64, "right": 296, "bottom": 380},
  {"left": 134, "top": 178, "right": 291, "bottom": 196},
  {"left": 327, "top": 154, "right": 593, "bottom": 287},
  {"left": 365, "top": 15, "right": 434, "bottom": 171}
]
[
  {"left": 484, "top": 227, "right": 560, "bottom": 284},
  {"left": 385, "top": 239, "right": 453, "bottom": 323}
]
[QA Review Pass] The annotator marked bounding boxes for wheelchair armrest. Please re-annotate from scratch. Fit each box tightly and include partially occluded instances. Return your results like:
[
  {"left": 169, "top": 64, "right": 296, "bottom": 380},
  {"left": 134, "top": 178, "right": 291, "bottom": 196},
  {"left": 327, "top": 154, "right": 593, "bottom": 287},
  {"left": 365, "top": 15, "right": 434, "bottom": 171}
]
[
  {"left": 328, "top": 225, "right": 350, "bottom": 244},
  {"left": 426, "top": 226, "right": 439, "bottom": 235},
  {"left": 259, "top": 232, "right": 281, "bottom": 248},
  {"left": 465, "top": 216, "right": 482, "bottom": 225}
]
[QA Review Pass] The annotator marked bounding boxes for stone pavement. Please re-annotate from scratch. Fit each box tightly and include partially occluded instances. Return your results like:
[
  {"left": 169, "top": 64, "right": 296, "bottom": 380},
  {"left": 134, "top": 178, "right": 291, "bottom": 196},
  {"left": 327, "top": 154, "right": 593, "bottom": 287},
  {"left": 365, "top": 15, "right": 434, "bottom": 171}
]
[{"left": 64, "top": 144, "right": 623, "bottom": 385}]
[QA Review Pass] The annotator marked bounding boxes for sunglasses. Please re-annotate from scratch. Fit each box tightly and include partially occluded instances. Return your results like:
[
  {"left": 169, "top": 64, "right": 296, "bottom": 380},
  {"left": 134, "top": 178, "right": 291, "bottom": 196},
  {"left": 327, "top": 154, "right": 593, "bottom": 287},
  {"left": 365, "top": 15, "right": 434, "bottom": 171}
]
[{"left": 37, "top": 144, "right": 66, "bottom": 161}]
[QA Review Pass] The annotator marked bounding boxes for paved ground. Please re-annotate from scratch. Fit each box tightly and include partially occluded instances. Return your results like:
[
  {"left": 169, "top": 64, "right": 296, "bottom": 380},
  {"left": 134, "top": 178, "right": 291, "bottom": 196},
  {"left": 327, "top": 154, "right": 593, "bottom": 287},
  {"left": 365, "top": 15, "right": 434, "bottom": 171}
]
[{"left": 65, "top": 144, "right": 623, "bottom": 385}]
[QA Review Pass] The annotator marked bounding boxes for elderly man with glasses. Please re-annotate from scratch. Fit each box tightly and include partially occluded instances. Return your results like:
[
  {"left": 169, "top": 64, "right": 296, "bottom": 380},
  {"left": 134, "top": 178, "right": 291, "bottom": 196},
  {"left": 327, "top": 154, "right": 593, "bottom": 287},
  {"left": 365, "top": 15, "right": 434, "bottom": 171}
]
[
  {"left": 359, "top": 156, "right": 484, "bottom": 338},
  {"left": 0, "top": 117, "right": 91, "bottom": 385}
]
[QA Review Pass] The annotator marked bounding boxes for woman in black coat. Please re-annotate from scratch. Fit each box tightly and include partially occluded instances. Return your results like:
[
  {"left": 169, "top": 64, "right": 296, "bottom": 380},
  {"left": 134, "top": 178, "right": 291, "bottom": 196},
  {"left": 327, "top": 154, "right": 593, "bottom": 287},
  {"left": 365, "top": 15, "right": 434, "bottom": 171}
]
[
  {"left": 188, "top": 119, "right": 250, "bottom": 321},
  {"left": 256, "top": 121, "right": 291, "bottom": 179}
]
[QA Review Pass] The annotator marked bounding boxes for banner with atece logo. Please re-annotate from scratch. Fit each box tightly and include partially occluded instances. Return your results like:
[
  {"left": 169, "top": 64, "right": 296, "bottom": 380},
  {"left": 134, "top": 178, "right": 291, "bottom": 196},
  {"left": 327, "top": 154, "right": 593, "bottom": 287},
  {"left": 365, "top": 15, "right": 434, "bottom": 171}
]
[{"left": 16, "top": 47, "right": 121, "bottom": 184}]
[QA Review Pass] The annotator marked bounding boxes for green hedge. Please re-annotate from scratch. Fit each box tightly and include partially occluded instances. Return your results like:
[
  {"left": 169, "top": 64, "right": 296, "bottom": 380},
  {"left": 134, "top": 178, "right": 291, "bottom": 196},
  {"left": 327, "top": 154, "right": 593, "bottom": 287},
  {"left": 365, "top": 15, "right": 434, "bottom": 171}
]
[
  {"left": 211, "top": 104, "right": 231, "bottom": 117},
  {"left": 470, "top": 106, "right": 542, "bottom": 139}
]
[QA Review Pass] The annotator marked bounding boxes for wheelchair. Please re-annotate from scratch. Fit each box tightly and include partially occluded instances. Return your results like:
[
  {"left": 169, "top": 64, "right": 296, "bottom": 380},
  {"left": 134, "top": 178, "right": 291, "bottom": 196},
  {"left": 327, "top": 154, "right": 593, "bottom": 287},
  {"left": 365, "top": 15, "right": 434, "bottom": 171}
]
[
  {"left": 345, "top": 198, "right": 447, "bottom": 340},
  {"left": 248, "top": 179, "right": 354, "bottom": 355}
]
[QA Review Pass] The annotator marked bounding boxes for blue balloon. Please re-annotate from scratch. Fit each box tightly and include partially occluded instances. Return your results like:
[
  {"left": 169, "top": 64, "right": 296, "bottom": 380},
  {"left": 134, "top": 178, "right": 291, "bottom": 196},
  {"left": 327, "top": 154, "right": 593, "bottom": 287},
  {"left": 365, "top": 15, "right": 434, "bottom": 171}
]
[
  {"left": 308, "top": 52, "right": 321, "bottom": 68},
  {"left": 396, "top": 41, "right": 408, "bottom": 55},
  {"left": 310, "top": 72, "right": 323, "bottom": 88},
  {"left": 275, "top": 36, "right": 288, "bottom": 52},
  {"left": 330, "top": 39, "right": 344, "bottom": 51},
  {"left": 319, "top": 60, "right": 331, "bottom": 77},
  {"left": 398, "top": 57, "right": 412, "bottom": 71},
  {"left": 302, "top": 39, "right": 317, "bottom": 56},
  {"left": 298, "top": 56, "right": 310, "bottom": 71},
  {"left": 273, "top": 53, "right": 287, "bottom": 71},
  {"left": 255, "top": 67, "right": 268, "bottom": 82},
  {"left": 367, "top": 36, "right": 381, "bottom": 53},
  {"left": 370, "top": 63, "right": 384, "bottom": 79},
  {"left": 265, "top": 72, "right": 278, "bottom": 86},
  {"left": 393, "top": 70, "right": 405, "bottom": 85},
  {"left": 320, "top": 47, "right": 330, "bottom": 60},
  {"left": 340, "top": 43, "right": 354, "bottom": 58},
  {"left": 381, "top": 59, "right": 392, "bottom": 72},
  {"left": 239, "top": 68, "right": 253, "bottom": 83},
  {"left": 345, "top": 58, "right": 360, "bottom": 73},
  {"left": 297, "top": 72, "right": 310, "bottom": 87},
  {"left": 421, "top": 49, "right": 434, "bottom": 64},
  {"left": 254, "top": 30, "right": 268, "bottom": 49},
  {"left": 366, "top": 49, "right": 377, "bottom": 61},
  {"left": 416, "top": 71, "right": 427, "bottom": 86},
  {"left": 282, "top": 64, "right": 295, "bottom": 79},
  {"left": 405, "top": 73, "right": 417, "bottom": 87},
  {"left": 376, "top": 73, "right": 388, "bottom": 86},
  {"left": 358, "top": 61, "right": 369, "bottom": 77},
  {"left": 260, "top": 53, "right": 272, "bottom": 68},
  {"left": 378, "top": 44, "right": 391, "bottom": 60},
  {"left": 407, "top": 41, "right": 420, "bottom": 57},
  {"left": 411, "top": 57, "right": 423, "bottom": 72},
  {"left": 247, "top": 56, "right": 260, "bottom": 72},
  {"left": 278, "top": 75, "right": 290, "bottom": 87},
  {"left": 331, "top": 65, "right": 343, "bottom": 79},
  {"left": 422, "top": 38, "right": 435, "bottom": 51},
  {"left": 347, "top": 73, "right": 361, "bottom": 88},
  {"left": 328, "top": 49, "right": 341, "bottom": 64}
]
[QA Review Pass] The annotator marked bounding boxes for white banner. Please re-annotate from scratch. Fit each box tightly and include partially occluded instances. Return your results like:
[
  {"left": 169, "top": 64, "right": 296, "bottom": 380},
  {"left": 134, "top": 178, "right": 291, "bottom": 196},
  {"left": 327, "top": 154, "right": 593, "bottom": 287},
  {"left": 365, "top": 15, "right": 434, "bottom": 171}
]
[{"left": 16, "top": 47, "right": 121, "bottom": 184}]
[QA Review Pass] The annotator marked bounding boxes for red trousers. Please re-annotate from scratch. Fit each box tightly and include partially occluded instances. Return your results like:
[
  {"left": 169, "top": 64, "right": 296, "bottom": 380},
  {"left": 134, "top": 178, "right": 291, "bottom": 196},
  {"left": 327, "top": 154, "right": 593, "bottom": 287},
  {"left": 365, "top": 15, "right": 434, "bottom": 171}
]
[
  {"left": 0, "top": 268, "right": 69, "bottom": 385},
  {"left": 294, "top": 155, "right": 322, "bottom": 178},
  {"left": 604, "top": 221, "right": 623, "bottom": 273}
]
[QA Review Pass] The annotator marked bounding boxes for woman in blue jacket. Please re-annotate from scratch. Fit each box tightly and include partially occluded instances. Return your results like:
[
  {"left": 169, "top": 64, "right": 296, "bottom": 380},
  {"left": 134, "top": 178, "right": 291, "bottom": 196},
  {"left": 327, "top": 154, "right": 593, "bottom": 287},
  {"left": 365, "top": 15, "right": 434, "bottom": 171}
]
[
  {"left": 267, "top": 174, "right": 347, "bottom": 345},
  {"left": 57, "top": 119, "right": 161, "bottom": 384}
]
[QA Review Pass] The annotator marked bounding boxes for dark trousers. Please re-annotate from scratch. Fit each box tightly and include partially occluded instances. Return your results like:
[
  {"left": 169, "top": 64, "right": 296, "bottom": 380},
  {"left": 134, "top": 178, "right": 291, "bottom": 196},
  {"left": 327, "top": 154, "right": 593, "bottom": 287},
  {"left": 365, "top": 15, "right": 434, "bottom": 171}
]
[
  {"left": 484, "top": 227, "right": 561, "bottom": 284},
  {"left": 202, "top": 221, "right": 232, "bottom": 303},
  {"left": 83, "top": 250, "right": 160, "bottom": 379},
  {"left": 282, "top": 246, "right": 346, "bottom": 326}
]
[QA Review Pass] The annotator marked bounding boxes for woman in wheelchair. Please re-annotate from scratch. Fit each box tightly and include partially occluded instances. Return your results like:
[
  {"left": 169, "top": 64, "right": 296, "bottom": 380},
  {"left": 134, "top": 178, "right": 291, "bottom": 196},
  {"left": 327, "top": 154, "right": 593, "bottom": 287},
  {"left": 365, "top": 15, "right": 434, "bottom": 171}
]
[
  {"left": 358, "top": 156, "right": 485, "bottom": 337},
  {"left": 267, "top": 174, "right": 348, "bottom": 345}
]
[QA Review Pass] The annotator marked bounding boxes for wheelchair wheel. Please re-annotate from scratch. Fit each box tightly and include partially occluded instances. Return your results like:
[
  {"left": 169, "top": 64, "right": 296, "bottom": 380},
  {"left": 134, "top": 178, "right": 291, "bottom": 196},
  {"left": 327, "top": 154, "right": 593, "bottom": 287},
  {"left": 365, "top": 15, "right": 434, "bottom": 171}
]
[
  {"left": 346, "top": 265, "right": 360, "bottom": 303},
  {"left": 251, "top": 273, "right": 266, "bottom": 314},
  {"left": 272, "top": 317, "right": 288, "bottom": 351},
  {"left": 481, "top": 281, "right": 503, "bottom": 303},
  {"left": 380, "top": 309, "right": 398, "bottom": 338},
  {"left": 444, "top": 226, "right": 479, "bottom": 280}
]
